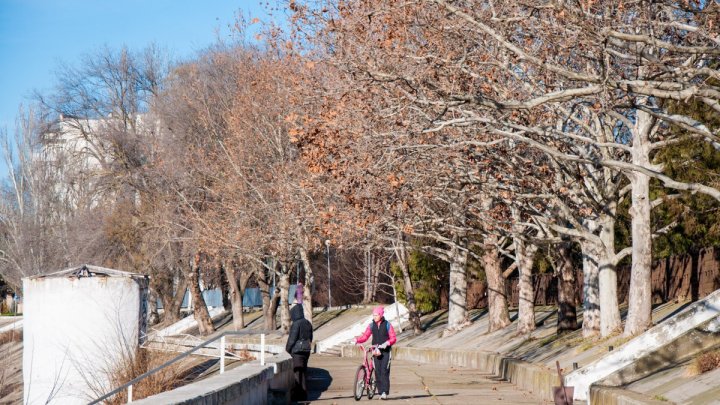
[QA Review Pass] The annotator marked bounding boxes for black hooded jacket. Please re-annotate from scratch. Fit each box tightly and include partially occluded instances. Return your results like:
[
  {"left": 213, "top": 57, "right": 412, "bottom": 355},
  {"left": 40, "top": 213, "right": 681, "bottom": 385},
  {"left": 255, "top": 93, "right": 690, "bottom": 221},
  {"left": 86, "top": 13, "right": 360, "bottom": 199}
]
[{"left": 286, "top": 304, "right": 313, "bottom": 354}]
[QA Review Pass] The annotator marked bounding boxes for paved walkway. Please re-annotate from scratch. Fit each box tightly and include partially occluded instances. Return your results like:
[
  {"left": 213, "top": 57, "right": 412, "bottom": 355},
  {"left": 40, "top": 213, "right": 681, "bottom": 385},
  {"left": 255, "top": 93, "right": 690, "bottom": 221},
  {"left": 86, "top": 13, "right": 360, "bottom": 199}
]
[{"left": 299, "top": 354, "right": 550, "bottom": 404}]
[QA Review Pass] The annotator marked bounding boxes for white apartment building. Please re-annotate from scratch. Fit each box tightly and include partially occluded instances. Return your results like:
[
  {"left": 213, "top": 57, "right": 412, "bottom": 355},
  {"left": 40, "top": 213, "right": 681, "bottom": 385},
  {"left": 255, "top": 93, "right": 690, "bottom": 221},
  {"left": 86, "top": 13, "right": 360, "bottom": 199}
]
[{"left": 39, "top": 113, "right": 155, "bottom": 210}]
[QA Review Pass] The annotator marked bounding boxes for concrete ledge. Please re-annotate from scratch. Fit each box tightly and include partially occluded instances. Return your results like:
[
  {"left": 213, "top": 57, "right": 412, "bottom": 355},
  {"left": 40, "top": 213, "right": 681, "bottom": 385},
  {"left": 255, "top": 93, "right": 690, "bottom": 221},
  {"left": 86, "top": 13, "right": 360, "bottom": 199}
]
[
  {"left": 590, "top": 386, "right": 669, "bottom": 405},
  {"left": 131, "top": 352, "right": 293, "bottom": 404},
  {"left": 131, "top": 354, "right": 292, "bottom": 405},
  {"left": 497, "top": 357, "right": 556, "bottom": 401}
]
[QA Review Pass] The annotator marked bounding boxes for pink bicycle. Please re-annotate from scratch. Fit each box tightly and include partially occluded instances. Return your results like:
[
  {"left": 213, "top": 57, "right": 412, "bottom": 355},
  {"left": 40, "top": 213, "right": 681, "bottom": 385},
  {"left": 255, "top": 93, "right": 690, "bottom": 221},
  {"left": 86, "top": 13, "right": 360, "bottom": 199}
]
[{"left": 353, "top": 344, "right": 378, "bottom": 400}]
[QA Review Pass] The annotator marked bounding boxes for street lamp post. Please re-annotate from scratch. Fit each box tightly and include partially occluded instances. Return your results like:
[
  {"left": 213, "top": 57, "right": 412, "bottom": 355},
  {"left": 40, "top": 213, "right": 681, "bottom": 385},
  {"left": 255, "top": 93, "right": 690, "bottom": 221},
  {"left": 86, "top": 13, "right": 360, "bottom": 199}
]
[{"left": 325, "top": 239, "right": 332, "bottom": 308}]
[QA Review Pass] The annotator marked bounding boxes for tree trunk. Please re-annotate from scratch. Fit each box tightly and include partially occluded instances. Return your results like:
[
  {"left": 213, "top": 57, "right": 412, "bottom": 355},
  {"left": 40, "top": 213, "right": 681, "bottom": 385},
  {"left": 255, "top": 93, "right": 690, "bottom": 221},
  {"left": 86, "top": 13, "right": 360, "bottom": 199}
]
[
  {"left": 188, "top": 255, "right": 215, "bottom": 336},
  {"left": 555, "top": 241, "right": 578, "bottom": 333},
  {"left": 625, "top": 109, "right": 656, "bottom": 336},
  {"left": 390, "top": 275, "right": 404, "bottom": 333},
  {"left": 279, "top": 263, "right": 291, "bottom": 334},
  {"left": 257, "top": 261, "right": 278, "bottom": 331},
  {"left": 599, "top": 210, "right": 621, "bottom": 336},
  {"left": 163, "top": 275, "right": 187, "bottom": 324},
  {"left": 223, "top": 261, "right": 245, "bottom": 330},
  {"left": 299, "top": 247, "right": 314, "bottom": 324},
  {"left": 147, "top": 287, "right": 160, "bottom": 326},
  {"left": 221, "top": 267, "right": 231, "bottom": 312},
  {"left": 239, "top": 269, "right": 250, "bottom": 321},
  {"left": 516, "top": 238, "right": 538, "bottom": 335},
  {"left": 393, "top": 235, "right": 422, "bottom": 334},
  {"left": 484, "top": 235, "right": 511, "bottom": 332},
  {"left": 445, "top": 239, "right": 469, "bottom": 333},
  {"left": 261, "top": 292, "right": 275, "bottom": 330},
  {"left": 363, "top": 249, "right": 372, "bottom": 304},
  {"left": 268, "top": 288, "right": 280, "bottom": 331},
  {"left": 371, "top": 256, "right": 380, "bottom": 302},
  {"left": 580, "top": 238, "right": 601, "bottom": 337}
]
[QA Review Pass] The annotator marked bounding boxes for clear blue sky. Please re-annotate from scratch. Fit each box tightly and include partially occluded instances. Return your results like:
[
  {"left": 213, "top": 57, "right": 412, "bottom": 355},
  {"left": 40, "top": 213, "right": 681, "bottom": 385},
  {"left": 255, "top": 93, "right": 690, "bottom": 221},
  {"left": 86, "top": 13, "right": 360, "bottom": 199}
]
[{"left": 0, "top": 0, "right": 270, "bottom": 137}]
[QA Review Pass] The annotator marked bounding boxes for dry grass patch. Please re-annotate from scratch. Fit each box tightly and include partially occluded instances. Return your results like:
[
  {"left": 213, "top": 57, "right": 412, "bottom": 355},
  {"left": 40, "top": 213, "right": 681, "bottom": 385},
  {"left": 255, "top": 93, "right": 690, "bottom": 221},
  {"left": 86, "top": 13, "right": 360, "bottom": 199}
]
[
  {"left": 90, "top": 349, "right": 190, "bottom": 404},
  {"left": 0, "top": 333, "right": 22, "bottom": 403},
  {"left": 575, "top": 330, "right": 630, "bottom": 353},
  {"left": 0, "top": 329, "right": 22, "bottom": 344},
  {"left": 96, "top": 346, "right": 255, "bottom": 404},
  {"left": 687, "top": 350, "right": 720, "bottom": 376}
]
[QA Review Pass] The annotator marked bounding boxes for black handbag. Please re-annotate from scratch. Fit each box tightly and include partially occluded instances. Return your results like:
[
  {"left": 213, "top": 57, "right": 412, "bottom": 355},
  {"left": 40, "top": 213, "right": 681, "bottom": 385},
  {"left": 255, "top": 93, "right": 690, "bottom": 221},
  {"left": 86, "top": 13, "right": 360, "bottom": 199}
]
[{"left": 292, "top": 338, "right": 311, "bottom": 353}]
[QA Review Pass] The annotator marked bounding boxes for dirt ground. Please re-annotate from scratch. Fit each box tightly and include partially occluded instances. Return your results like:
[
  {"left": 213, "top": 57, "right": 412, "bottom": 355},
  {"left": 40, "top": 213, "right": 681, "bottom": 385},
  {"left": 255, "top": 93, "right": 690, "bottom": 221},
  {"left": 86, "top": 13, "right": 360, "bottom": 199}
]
[{"left": 0, "top": 336, "right": 22, "bottom": 405}]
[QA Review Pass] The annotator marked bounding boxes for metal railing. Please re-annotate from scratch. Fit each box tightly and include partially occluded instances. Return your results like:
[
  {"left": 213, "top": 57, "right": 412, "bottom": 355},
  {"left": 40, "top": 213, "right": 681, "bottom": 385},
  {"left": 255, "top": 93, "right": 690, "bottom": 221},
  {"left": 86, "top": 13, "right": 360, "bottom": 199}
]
[{"left": 89, "top": 330, "right": 275, "bottom": 404}]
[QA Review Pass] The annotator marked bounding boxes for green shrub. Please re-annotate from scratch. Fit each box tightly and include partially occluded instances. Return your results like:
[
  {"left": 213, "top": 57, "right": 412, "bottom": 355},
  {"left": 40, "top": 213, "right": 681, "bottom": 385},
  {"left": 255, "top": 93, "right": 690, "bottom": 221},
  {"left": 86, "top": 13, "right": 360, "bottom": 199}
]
[{"left": 393, "top": 250, "right": 448, "bottom": 313}]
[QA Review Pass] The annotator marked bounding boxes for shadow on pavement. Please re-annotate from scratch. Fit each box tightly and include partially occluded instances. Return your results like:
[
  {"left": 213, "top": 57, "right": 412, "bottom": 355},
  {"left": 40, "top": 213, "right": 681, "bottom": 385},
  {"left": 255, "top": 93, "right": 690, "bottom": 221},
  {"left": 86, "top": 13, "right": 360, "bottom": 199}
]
[
  {"left": 301, "top": 394, "right": 355, "bottom": 402},
  {"left": 306, "top": 367, "right": 333, "bottom": 400},
  {"left": 297, "top": 393, "right": 457, "bottom": 403},
  {"left": 387, "top": 393, "right": 458, "bottom": 400}
]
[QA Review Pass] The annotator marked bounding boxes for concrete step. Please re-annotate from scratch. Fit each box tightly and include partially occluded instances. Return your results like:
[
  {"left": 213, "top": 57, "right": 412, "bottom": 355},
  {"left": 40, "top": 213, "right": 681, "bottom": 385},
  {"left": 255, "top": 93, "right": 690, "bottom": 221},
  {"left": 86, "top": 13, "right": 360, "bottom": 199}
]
[
  {"left": 323, "top": 347, "right": 342, "bottom": 356},
  {"left": 145, "top": 342, "right": 222, "bottom": 358}
]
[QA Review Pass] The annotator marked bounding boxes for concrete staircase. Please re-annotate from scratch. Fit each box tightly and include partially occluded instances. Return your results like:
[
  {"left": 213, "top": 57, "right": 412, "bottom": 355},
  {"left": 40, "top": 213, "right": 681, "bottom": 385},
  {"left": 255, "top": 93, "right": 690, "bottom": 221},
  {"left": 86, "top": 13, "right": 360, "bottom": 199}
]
[
  {"left": 565, "top": 287, "right": 720, "bottom": 401},
  {"left": 315, "top": 302, "right": 408, "bottom": 353},
  {"left": 319, "top": 343, "right": 343, "bottom": 356}
]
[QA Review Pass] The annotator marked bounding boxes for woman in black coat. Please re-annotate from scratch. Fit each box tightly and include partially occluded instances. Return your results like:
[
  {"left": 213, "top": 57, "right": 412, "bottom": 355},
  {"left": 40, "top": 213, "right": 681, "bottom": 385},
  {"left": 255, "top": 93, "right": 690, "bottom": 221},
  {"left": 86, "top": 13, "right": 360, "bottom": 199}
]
[{"left": 286, "top": 304, "right": 313, "bottom": 401}]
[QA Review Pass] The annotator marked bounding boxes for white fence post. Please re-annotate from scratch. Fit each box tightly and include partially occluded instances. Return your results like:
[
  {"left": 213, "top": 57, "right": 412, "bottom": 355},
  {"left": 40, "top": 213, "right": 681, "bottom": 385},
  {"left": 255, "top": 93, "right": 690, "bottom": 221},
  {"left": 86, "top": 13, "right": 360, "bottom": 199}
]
[
  {"left": 220, "top": 335, "right": 226, "bottom": 374},
  {"left": 128, "top": 385, "right": 133, "bottom": 402}
]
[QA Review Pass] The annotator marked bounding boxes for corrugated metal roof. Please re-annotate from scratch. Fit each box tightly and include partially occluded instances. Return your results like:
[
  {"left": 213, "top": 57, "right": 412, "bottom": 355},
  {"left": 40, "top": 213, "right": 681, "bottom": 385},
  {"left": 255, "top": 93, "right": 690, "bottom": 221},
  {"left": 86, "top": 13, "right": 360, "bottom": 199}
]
[{"left": 27, "top": 264, "right": 147, "bottom": 279}]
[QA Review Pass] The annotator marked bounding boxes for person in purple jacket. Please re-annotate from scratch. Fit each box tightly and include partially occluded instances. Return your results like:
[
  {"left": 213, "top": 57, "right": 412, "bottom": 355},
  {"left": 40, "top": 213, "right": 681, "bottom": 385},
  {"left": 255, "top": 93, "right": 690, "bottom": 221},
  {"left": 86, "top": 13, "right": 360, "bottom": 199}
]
[{"left": 295, "top": 282, "right": 304, "bottom": 305}]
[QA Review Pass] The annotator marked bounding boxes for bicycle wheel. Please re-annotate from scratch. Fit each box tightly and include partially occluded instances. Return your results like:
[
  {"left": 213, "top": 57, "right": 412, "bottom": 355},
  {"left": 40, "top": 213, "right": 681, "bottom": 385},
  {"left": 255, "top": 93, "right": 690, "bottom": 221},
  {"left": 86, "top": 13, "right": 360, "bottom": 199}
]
[
  {"left": 354, "top": 365, "right": 366, "bottom": 401},
  {"left": 367, "top": 368, "right": 376, "bottom": 399}
]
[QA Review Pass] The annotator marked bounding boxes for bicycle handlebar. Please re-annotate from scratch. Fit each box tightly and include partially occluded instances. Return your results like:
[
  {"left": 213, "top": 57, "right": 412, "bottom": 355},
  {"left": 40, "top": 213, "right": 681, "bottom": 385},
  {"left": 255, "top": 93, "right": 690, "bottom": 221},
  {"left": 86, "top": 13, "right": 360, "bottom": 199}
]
[{"left": 356, "top": 343, "right": 379, "bottom": 354}]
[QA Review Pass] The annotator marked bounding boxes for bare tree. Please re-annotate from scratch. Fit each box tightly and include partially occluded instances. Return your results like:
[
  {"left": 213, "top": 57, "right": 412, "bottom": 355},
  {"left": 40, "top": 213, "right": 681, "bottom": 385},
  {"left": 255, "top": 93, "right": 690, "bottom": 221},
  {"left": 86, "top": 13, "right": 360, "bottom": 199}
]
[
  {"left": 0, "top": 107, "right": 68, "bottom": 288},
  {"left": 288, "top": 0, "right": 720, "bottom": 338}
]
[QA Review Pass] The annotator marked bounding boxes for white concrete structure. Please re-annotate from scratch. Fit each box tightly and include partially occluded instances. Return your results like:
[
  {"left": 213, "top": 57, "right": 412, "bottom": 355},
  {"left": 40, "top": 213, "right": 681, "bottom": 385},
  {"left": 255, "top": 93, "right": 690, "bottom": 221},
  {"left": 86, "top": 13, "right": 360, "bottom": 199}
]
[
  {"left": 23, "top": 265, "right": 148, "bottom": 405},
  {"left": 315, "top": 302, "right": 409, "bottom": 353},
  {"left": 565, "top": 288, "right": 720, "bottom": 402}
]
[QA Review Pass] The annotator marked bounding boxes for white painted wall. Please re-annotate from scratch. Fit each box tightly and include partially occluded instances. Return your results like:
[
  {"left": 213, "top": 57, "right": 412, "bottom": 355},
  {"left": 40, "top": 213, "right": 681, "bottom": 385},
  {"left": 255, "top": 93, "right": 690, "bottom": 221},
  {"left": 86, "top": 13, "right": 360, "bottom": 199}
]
[
  {"left": 315, "top": 303, "right": 409, "bottom": 353},
  {"left": 23, "top": 271, "right": 147, "bottom": 405},
  {"left": 565, "top": 288, "right": 720, "bottom": 402}
]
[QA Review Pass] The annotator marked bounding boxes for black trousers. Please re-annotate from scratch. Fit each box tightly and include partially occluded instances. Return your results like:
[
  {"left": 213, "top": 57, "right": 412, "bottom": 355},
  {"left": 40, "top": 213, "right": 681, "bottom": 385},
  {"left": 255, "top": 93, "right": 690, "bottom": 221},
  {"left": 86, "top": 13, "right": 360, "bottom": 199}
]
[
  {"left": 373, "top": 351, "right": 391, "bottom": 394},
  {"left": 291, "top": 352, "right": 310, "bottom": 400}
]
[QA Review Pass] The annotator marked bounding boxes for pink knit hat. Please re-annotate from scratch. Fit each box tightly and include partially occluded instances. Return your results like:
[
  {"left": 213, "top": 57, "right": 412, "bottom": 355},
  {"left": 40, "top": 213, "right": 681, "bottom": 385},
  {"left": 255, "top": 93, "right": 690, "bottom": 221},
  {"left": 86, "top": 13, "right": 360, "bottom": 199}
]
[{"left": 372, "top": 306, "right": 384, "bottom": 316}]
